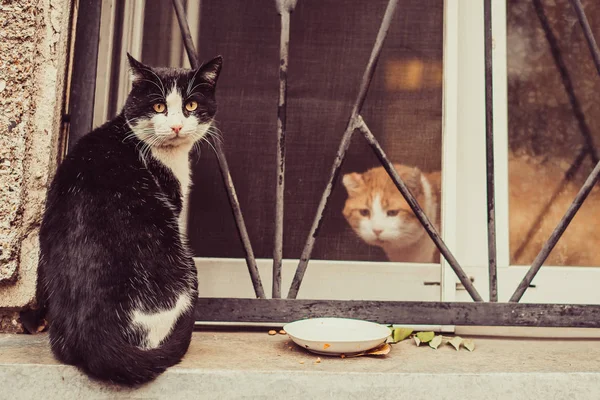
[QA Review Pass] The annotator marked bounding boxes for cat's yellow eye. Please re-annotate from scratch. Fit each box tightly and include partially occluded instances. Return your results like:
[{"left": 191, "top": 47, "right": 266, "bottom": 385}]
[
  {"left": 387, "top": 210, "right": 400, "bottom": 217},
  {"left": 359, "top": 209, "right": 370, "bottom": 217},
  {"left": 185, "top": 101, "right": 198, "bottom": 111},
  {"left": 153, "top": 103, "right": 166, "bottom": 113}
]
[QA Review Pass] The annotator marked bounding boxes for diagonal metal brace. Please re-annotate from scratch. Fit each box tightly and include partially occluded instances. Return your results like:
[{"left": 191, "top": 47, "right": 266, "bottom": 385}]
[{"left": 357, "top": 116, "right": 483, "bottom": 302}]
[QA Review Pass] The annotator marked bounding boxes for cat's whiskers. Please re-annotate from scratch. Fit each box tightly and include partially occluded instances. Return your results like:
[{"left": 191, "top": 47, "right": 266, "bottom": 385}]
[
  {"left": 130, "top": 132, "right": 151, "bottom": 155},
  {"left": 199, "top": 135, "right": 218, "bottom": 156},
  {"left": 187, "top": 85, "right": 209, "bottom": 98},
  {"left": 202, "top": 124, "right": 224, "bottom": 146},
  {"left": 187, "top": 129, "right": 217, "bottom": 156},
  {"left": 209, "top": 132, "right": 224, "bottom": 146},
  {"left": 124, "top": 116, "right": 143, "bottom": 128},
  {"left": 185, "top": 68, "right": 202, "bottom": 97},
  {"left": 122, "top": 125, "right": 147, "bottom": 143},
  {"left": 139, "top": 66, "right": 166, "bottom": 98},
  {"left": 138, "top": 78, "right": 166, "bottom": 99},
  {"left": 123, "top": 117, "right": 151, "bottom": 140},
  {"left": 148, "top": 94, "right": 165, "bottom": 103},
  {"left": 122, "top": 132, "right": 138, "bottom": 143},
  {"left": 137, "top": 134, "right": 162, "bottom": 163},
  {"left": 136, "top": 137, "right": 151, "bottom": 163},
  {"left": 191, "top": 139, "right": 202, "bottom": 158}
]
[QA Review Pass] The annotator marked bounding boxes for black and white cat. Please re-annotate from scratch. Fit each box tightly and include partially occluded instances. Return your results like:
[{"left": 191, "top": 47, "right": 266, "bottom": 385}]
[{"left": 37, "top": 54, "right": 222, "bottom": 385}]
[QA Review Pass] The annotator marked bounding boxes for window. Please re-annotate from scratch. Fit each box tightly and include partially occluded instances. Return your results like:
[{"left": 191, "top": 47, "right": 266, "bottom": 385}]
[
  {"left": 441, "top": 0, "right": 600, "bottom": 306},
  {"left": 71, "top": 0, "right": 600, "bottom": 327}
]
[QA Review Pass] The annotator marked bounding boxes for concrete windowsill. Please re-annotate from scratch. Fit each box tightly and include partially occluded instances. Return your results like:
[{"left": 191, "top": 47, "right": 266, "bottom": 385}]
[{"left": 1, "top": 330, "right": 600, "bottom": 399}]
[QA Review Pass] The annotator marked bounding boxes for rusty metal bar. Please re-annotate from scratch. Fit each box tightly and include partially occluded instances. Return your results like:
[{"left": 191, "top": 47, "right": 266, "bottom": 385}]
[
  {"left": 534, "top": 0, "right": 598, "bottom": 163},
  {"left": 483, "top": 0, "right": 497, "bottom": 302},
  {"left": 272, "top": 0, "right": 297, "bottom": 298},
  {"left": 357, "top": 117, "right": 483, "bottom": 302},
  {"left": 510, "top": 0, "right": 600, "bottom": 303},
  {"left": 287, "top": 0, "right": 399, "bottom": 299},
  {"left": 196, "top": 298, "right": 600, "bottom": 327},
  {"left": 172, "top": 0, "right": 266, "bottom": 299}
]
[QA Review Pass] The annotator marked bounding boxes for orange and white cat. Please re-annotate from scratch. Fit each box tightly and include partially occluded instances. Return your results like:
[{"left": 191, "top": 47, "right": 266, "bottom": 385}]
[
  {"left": 342, "top": 164, "right": 441, "bottom": 263},
  {"left": 343, "top": 158, "right": 600, "bottom": 266}
]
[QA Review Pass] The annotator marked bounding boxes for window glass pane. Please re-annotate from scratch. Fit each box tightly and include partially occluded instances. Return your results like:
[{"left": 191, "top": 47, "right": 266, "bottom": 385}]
[
  {"left": 140, "top": 0, "right": 444, "bottom": 263},
  {"left": 508, "top": 0, "right": 600, "bottom": 266}
]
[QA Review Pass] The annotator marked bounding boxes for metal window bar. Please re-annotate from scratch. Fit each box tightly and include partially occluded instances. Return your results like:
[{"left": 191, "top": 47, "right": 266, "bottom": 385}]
[
  {"left": 484, "top": 0, "right": 498, "bottom": 302},
  {"left": 161, "top": 0, "right": 600, "bottom": 325},
  {"left": 195, "top": 298, "right": 600, "bottom": 328},
  {"left": 172, "top": 0, "right": 266, "bottom": 299},
  {"left": 272, "top": 0, "right": 297, "bottom": 299}
]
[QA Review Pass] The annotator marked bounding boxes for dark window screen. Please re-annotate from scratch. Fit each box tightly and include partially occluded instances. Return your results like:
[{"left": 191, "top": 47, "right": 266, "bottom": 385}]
[{"left": 140, "top": 0, "right": 444, "bottom": 261}]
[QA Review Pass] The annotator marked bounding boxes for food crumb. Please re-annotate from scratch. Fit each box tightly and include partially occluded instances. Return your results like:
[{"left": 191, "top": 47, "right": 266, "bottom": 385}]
[
  {"left": 268, "top": 330, "right": 277, "bottom": 335},
  {"left": 315, "top": 357, "right": 321, "bottom": 364},
  {"left": 279, "top": 329, "right": 286, "bottom": 335},
  {"left": 299, "top": 360, "right": 305, "bottom": 364},
  {"left": 340, "top": 354, "right": 346, "bottom": 359}
]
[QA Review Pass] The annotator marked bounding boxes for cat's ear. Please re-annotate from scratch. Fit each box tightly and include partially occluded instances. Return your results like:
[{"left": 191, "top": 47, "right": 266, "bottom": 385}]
[
  {"left": 126, "top": 53, "right": 153, "bottom": 82},
  {"left": 197, "top": 55, "right": 223, "bottom": 87},
  {"left": 342, "top": 173, "right": 364, "bottom": 195},
  {"left": 405, "top": 167, "right": 423, "bottom": 192}
]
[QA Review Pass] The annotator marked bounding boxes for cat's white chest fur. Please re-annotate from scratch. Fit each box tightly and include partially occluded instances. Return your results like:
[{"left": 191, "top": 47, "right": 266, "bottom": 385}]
[{"left": 151, "top": 145, "right": 192, "bottom": 236}]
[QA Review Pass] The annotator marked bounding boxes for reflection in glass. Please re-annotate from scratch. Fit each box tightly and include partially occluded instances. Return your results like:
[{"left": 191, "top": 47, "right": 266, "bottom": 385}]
[{"left": 508, "top": 0, "right": 600, "bottom": 266}]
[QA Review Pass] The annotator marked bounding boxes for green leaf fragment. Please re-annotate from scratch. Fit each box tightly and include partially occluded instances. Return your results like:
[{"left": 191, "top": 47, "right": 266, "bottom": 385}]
[
  {"left": 415, "top": 331, "right": 435, "bottom": 343},
  {"left": 429, "top": 335, "right": 443, "bottom": 349},
  {"left": 448, "top": 336, "right": 462, "bottom": 351},
  {"left": 392, "top": 328, "right": 413, "bottom": 343},
  {"left": 463, "top": 339, "right": 475, "bottom": 352}
]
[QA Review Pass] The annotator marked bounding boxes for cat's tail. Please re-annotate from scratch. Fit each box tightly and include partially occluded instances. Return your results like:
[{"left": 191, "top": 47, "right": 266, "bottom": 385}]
[{"left": 77, "top": 313, "right": 194, "bottom": 386}]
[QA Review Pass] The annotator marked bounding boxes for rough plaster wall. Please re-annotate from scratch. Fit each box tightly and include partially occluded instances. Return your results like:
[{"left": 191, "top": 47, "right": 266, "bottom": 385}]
[{"left": 0, "top": 0, "right": 71, "bottom": 316}]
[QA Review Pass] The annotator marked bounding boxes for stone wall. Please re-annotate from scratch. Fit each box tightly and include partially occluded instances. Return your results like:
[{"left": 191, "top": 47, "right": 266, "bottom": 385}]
[{"left": 0, "top": 0, "right": 72, "bottom": 329}]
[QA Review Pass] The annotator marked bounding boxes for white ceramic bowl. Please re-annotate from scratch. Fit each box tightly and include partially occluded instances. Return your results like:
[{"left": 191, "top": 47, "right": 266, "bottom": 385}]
[{"left": 283, "top": 317, "right": 391, "bottom": 355}]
